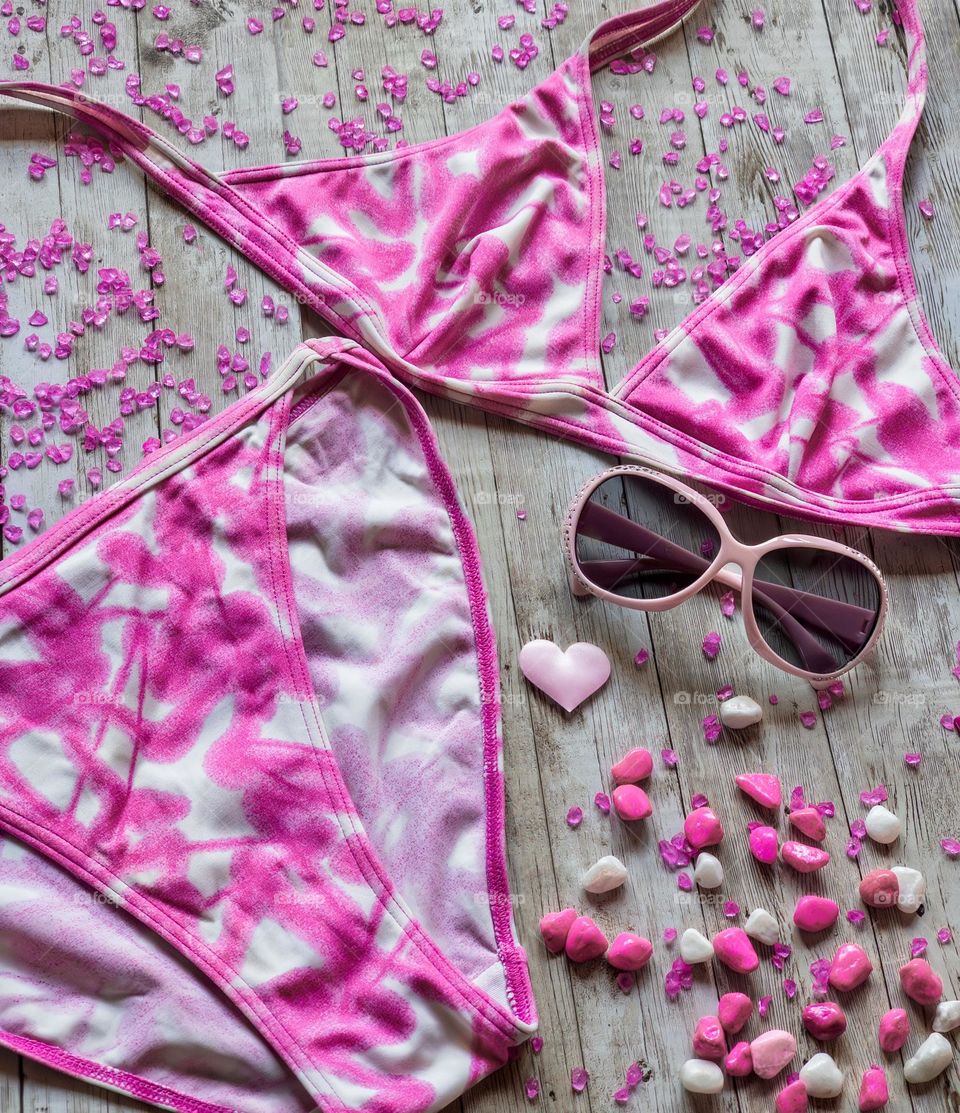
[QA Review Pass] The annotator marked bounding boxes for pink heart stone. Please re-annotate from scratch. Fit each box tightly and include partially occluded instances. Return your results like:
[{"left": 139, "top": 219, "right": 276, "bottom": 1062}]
[
  {"left": 802, "top": 1001, "right": 847, "bottom": 1041},
  {"left": 859, "top": 868, "right": 899, "bottom": 909},
  {"left": 518, "top": 639, "right": 611, "bottom": 713},
  {"left": 539, "top": 907, "right": 577, "bottom": 954},
  {"left": 692, "top": 1015, "right": 727, "bottom": 1062},
  {"left": 749, "top": 824, "right": 779, "bottom": 864},
  {"left": 782, "top": 841, "right": 831, "bottom": 874},
  {"left": 750, "top": 1029, "right": 797, "bottom": 1079},
  {"left": 684, "top": 805, "right": 724, "bottom": 850},
  {"left": 611, "top": 747, "right": 653, "bottom": 784},
  {"left": 878, "top": 1008, "right": 910, "bottom": 1053},
  {"left": 724, "top": 1040, "right": 753, "bottom": 1077},
  {"left": 735, "top": 772, "right": 782, "bottom": 810},
  {"left": 564, "top": 915, "right": 609, "bottom": 963},
  {"left": 788, "top": 806, "right": 827, "bottom": 841},
  {"left": 606, "top": 932, "right": 653, "bottom": 971},
  {"left": 876, "top": 1010, "right": 907, "bottom": 1050},
  {"left": 612, "top": 784, "right": 653, "bottom": 821},
  {"left": 899, "top": 958, "right": 943, "bottom": 1005},
  {"left": 712, "top": 928, "right": 759, "bottom": 974},
  {"left": 718, "top": 991, "right": 753, "bottom": 1034},
  {"left": 858, "top": 1065, "right": 889, "bottom": 1111},
  {"left": 793, "top": 895, "right": 840, "bottom": 933},
  {"left": 775, "top": 1079, "right": 809, "bottom": 1113},
  {"left": 828, "top": 942, "right": 873, "bottom": 992}
]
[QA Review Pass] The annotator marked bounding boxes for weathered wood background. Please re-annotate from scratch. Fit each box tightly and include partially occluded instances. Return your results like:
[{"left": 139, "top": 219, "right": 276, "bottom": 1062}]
[{"left": 2, "top": 0, "right": 960, "bottom": 1109}]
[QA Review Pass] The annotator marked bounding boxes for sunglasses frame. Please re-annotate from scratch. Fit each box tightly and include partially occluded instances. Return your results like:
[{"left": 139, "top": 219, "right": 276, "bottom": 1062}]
[{"left": 563, "top": 466, "right": 889, "bottom": 686}]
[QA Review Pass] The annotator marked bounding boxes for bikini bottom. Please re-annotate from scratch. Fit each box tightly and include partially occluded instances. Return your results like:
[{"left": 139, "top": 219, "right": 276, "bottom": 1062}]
[{"left": 0, "top": 338, "right": 536, "bottom": 1113}]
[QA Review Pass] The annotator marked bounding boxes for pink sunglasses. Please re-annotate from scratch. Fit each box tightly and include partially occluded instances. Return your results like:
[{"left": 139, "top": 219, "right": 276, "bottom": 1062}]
[{"left": 564, "top": 467, "right": 888, "bottom": 686}]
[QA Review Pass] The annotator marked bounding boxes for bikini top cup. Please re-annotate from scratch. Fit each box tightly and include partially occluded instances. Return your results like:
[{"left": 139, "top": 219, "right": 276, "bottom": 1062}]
[{"left": 4, "top": 0, "right": 960, "bottom": 534}]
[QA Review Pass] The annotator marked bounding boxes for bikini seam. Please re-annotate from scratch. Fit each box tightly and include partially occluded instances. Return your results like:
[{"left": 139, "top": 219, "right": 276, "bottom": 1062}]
[
  {"left": 0, "top": 1030, "right": 238, "bottom": 1113},
  {"left": 0, "top": 799, "right": 348, "bottom": 1110}
]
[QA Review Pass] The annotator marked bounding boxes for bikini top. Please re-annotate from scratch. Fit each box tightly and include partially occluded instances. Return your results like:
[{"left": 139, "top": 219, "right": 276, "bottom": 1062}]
[{"left": 3, "top": 0, "right": 959, "bottom": 535}]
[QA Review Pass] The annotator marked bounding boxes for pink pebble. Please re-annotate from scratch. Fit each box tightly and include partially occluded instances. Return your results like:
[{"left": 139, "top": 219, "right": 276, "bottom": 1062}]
[
  {"left": 749, "top": 824, "right": 779, "bottom": 864},
  {"left": 606, "top": 932, "right": 653, "bottom": 972},
  {"left": 565, "top": 916, "right": 609, "bottom": 963},
  {"left": 611, "top": 747, "right": 653, "bottom": 783},
  {"left": 735, "top": 772, "right": 782, "bottom": 809},
  {"left": 859, "top": 868, "right": 899, "bottom": 909},
  {"left": 612, "top": 784, "right": 653, "bottom": 821},
  {"left": 898, "top": 957, "right": 942, "bottom": 1005},
  {"left": 712, "top": 928, "right": 759, "bottom": 974},
  {"left": 858, "top": 1065, "right": 888, "bottom": 1111},
  {"left": 782, "top": 841, "right": 831, "bottom": 874},
  {"left": 775, "top": 1079, "right": 809, "bottom": 1113},
  {"left": 802, "top": 1001, "right": 847, "bottom": 1041},
  {"left": 692, "top": 1015, "right": 727, "bottom": 1062},
  {"left": 878, "top": 1008, "right": 909, "bottom": 1052},
  {"left": 540, "top": 908, "right": 577, "bottom": 954},
  {"left": 684, "top": 805, "right": 724, "bottom": 850},
  {"left": 724, "top": 1040, "right": 753, "bottom": 1077},
  {"left": 789, "top": 806, "right": 827, "bottom": 841},
  {"left": 828, "top": 942, "right": 873, "bottom": 992},
  {"left": 717, "top": 991, "right": 753, "bottom": 1034},
  {"left": 750, "top": 1029, "right": 797, "bottom": 1079},
  {"left": 793, "top": 895, "right": 840, "bottom": 933}
]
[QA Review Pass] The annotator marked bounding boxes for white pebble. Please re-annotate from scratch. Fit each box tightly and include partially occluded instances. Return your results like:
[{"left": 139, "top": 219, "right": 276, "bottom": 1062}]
[
  {"left": 680, "top": 1059, "right": 724, "bottom": 1094},
  {"left": 864, "top": 804, "right": 901, "bottom": 845},
  {"left": 679, "top": 928, "right": 715, "bottom": 964},
  {"left": 581, "top": 855, "right": 628, "bottom": 894},
  {"left": 745, "top": 907, "right": 779, "bottom": 947},
  {"left": 693, "top": 852, "right": 724, "bottom": 889},
  {"left": 933, "top": 1000, "right": 960, "bottom": 1033},
  {"left": 904, "top": 1033, "right": 953, "bottom": 1084},
  {"left": 799, "top": 1052, "right": 844, "bottom": 1098},
  {"left": 891, "top": 866, "right": 925, "bottom": 914},
  {"left": 718, "top": 694, "right": 763, "bottom": 730}
]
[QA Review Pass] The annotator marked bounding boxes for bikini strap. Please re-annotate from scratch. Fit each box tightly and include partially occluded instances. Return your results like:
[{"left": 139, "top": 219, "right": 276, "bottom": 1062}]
[
  {"left": 0, "top": 79, "right": 226, "bottom": 212},
  {"left": 884, "top": 0, "right": 928, "bottom": 179},
  {"left": 583, "top": 0, "right": 704, "bottom": 74}
]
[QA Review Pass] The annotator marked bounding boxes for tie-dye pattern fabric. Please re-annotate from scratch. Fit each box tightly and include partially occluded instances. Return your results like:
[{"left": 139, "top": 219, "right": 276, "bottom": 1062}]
[
  {"left": 3, "top": 0, "right": 958, "bottom": 532},
  {"left": 0, "top": 339, "right": 536, "bottom": 1113}
]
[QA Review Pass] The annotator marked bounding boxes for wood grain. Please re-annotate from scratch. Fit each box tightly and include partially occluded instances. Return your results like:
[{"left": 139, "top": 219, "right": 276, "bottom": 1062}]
[{"left": 1, "top": 1, "right": 959, "bottom": 1111}]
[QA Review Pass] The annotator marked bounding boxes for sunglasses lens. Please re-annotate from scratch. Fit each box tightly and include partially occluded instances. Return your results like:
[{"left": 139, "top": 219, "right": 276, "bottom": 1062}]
[
  {"left": 574, "top": 473, "right": 722, "bottom": 601},
  {"left": 751, "top": 546, "right": 883, "bottom": 675}
]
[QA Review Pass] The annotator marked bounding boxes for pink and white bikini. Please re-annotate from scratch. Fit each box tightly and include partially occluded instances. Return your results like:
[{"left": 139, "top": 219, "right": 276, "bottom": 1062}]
[{"left": 0, "top": 0, "right": 955, "bottom": 1110}]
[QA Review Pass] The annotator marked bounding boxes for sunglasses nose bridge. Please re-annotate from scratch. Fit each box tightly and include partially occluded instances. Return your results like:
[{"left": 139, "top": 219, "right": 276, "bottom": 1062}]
[{"left": 714, "top": 560, "right": 745, "bottom": 595}]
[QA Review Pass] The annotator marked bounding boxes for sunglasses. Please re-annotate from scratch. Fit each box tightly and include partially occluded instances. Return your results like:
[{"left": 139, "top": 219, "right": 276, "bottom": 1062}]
[{"left": 564, "top": 467, "right": 887, "bottom": 686}]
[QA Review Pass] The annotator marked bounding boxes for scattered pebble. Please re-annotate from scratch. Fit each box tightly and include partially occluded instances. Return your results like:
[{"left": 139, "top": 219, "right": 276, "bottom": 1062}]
[
  {"left": 581, "top": 855, "right": 628, "bottom": 894},
  {"left": 679, "top": 928, "right": 714, "bottom": 964},
  {"left": 680, "top": 1059, "right": 724, "bottom": 1094},
  {"left": 799, "top": 1052, "right": 844, "bottom": 1098},
  {"left": 719, "top": 694, "right": 763, "bottom": 729},
  {"left": 750, "top": 1030, "right": 797, "bottom": 1079},
  {"left": 878, "top": 1008, "right": 910, "bottom": 1053},
  {"left": 745, "top": 907, "right": 780, "bottom": 946},
  {"left": 693, "top": 852, "right": 724, "bottom": 889},
  {"left": 904, "top": 1033, "right": 952, "bottom": 1084},
  {"left": 864, "top": 804, "right": 901, "bottom": 845}
]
